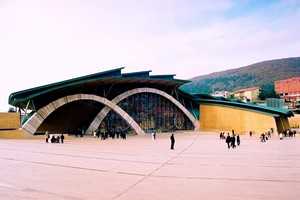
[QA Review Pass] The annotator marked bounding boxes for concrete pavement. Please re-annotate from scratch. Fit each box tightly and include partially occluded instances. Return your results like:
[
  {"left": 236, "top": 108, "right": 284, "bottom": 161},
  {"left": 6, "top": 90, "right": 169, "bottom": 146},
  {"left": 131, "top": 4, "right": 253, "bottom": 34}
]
[{"left": 0, "top": 132, "right": 299, "bottom": 200}]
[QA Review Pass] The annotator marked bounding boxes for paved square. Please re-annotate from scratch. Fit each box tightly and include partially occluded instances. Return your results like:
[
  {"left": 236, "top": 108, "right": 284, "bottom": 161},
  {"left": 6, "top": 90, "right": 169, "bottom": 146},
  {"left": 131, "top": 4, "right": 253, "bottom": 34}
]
[{"left": 0, "top": 132, "right": 299, "bottom": 200}]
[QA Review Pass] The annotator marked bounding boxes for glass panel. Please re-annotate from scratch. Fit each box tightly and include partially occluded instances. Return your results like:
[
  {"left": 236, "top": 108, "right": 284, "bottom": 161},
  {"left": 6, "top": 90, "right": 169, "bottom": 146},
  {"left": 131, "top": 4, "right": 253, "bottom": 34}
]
[{"left": 103, "top": 93, "right": 194, "bottom": 133}]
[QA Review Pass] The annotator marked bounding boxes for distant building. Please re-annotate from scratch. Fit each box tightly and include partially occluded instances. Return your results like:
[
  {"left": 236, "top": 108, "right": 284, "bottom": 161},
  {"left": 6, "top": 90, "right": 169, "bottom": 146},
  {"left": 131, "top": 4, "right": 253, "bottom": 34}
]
[
  {"left": 266, "top": 98, "right": 285, "bottom": 109},
  {"left": 274, "top": 76, "right": 300, "bottom": 102},
  {"left": 211, "top": 91, "right": 229, "bottom": 98},
  {"left": 233, "top": 87, "right": 260, "bottom": 102}
]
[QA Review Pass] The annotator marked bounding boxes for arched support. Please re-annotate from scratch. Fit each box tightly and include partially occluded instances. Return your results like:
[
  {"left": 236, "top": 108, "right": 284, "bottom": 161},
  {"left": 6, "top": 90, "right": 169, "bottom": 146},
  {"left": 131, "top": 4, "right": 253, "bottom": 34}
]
[
  {"left": 22, "top": 94, "right": 145, "bottom": 135},
  {"left": 86, "top": 87, "right": 199, "bottom": 134}
]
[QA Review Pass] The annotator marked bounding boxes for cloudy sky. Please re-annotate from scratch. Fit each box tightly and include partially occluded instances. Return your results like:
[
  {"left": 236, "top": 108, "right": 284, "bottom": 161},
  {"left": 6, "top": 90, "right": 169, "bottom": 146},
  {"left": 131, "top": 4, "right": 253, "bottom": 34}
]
[{"left": 1, "top": 0, "right": 300, "bottom": 111}]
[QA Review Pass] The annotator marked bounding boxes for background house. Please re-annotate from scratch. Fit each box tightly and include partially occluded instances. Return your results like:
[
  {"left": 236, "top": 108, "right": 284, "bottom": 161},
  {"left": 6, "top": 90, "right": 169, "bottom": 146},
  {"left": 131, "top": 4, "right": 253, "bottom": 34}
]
[
  {"left": 233, "top": 87, "right": 260, "bottom": 102},
  {"left": 211, "top": 91, "right": 229, "bottom": 98}
]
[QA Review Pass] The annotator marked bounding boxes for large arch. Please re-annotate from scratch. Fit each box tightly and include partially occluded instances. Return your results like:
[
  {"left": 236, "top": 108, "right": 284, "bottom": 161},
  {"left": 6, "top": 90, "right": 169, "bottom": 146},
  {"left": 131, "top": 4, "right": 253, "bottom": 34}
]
[
  {"left": 86, "top": 87, "right": 199, "bottom": 134},
  {"left": 22, "top": 94, "right": 145, "bottom": 135}
]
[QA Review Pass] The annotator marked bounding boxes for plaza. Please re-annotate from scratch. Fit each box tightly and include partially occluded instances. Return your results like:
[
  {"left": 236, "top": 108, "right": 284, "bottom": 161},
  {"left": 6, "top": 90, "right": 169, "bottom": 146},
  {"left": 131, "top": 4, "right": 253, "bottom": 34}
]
[{"left": 0, "top": 131, "right": 299, "bottom": 200}]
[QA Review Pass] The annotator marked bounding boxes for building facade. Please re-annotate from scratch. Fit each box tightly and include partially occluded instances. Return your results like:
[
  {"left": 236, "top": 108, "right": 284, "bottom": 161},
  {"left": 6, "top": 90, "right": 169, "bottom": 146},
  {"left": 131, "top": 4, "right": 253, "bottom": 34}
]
[
  {"left": 233, "top": 87, "right": 260, "bottom": 102},
  {"left": 275, "top": 76, "right": 300, "bottom": 102},
  {"left": 6, "top": 68, "right": 293, "bottom": 137},
  {"left": 8, "top": 68, "right": 199, "bottom": 135}
]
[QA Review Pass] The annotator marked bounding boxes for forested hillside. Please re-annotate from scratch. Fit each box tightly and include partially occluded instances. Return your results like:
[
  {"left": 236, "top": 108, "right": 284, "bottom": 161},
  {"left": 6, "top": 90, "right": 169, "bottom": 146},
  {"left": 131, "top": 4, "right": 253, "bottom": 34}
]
[{"left": 180, "top": 57, "right": 300, "bottom": 94}]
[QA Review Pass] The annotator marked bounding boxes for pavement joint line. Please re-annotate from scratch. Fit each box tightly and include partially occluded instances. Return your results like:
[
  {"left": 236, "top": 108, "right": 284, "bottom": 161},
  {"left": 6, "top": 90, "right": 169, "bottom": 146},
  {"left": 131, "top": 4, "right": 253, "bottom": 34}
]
[
  {"left": 0, "top": 182, "right": 23, "bottom": 190},
  {"left": 0, "top": 144, "right": 172, "bottom": 157},
  {"left": 161, "top": 162, "right": 300, "bottom": 168},
  {"left": 113, "top": 133, "right": 200, "bottom": 200},
  {"left": 149, "top": 133, "right": 200, "bottom": 175},
  {"left": 0, "top": 183, "right": 82, "bottom": 200},
  {"left": 0, "top": 157, "right": 147, "bottom": 177},
  {"left": 0, "top": 147, "right": 164, "bottom": 165},
  {"left": 148, "top": 175, "right": 300, "bottom": 183}
]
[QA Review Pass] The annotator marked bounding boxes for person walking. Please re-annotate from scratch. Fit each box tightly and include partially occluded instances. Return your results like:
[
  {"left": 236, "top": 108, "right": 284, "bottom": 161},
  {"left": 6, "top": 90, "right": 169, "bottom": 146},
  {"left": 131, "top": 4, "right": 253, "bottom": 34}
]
[
  {"left": 170, "top": 134, "right": 175, "bottom": 150},
  {"left": 231, "top": 134, "right": 236, "bottom": 148},
  {"left": 237, "top": 134, "right": 240, "bottom": 146},
  {"left": 226, "top": 133, "right": 231, "bottom": 148},
  {"left": 60, "top": 134, "right": 65, "bottom": 143},
  {"left": 45, "top": 131, "right": 50, "bottom": 143},
  {"left": 93, "top": 130, "right": 97, "bottom": 138},
  {"left": 152, "top": 130, "right": 157, "bottom": 140}
]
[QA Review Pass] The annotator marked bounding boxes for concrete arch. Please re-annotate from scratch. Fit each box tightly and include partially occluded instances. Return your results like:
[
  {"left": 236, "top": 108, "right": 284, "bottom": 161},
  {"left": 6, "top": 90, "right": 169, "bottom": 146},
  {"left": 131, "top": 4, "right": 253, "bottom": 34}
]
[
  {"left": 86, "top": 87, "right": 199, "bottom": 134},
  {"left": 22, "top": 94, "right": 145, "bottom": 135}
]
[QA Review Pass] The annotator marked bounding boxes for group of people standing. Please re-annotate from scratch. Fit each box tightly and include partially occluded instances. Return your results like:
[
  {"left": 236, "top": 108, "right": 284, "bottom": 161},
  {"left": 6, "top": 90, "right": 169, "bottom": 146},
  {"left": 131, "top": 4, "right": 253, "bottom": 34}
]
[
  {"left": 278, "top": 129, "right": 297, "bottom": 140},
  {"left": 221, "top": 130, "right": 240, "bottom": 149},
  {"left": 283, "top": 129, "right": 297, "bottom": 137},
  {"left": 45, "top": 131, "right": 65, "bottom": 143},
  {"left": 260, "top": 132, "right": 271, "bottom": 142},
  {"left": 93, "top": 129, "right": 127, "bottom": 140},
  {"left": 260, "top": 129, "right": 298, "bottom": 141}
]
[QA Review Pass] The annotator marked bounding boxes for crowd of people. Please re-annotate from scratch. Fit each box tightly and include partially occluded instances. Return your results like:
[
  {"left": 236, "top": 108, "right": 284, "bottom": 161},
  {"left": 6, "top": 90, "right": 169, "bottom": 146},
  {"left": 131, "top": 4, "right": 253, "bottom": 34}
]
[
  {"left": 45, "top": 131, "right": 65, "bottom": 143},
  {"left": 220, "top": 130, "right": 240, "bottom": 149},
  {"left": 260, "top": 129, "right": 297, "bottom": 142},
  {"left": 283, "top": 129, "right": 297, "bottom": 137},
  {"left": 93, "top": 129, "right": 127, "bottom": 140},
  {"left": 220, "top": 128, "right": 298, "bottom": 147},
  {"left": 260, "top": 132, "right": 271, "bottom": 142},
  {"left": 45, "top": 126, "right": 297, "bottom": 148}
]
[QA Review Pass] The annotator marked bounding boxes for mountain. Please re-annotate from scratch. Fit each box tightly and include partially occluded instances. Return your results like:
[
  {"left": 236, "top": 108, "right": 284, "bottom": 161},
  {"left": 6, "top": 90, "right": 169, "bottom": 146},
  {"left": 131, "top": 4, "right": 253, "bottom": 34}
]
[{"left": 180, "top": 57, "right": 300, "bottom": 94}]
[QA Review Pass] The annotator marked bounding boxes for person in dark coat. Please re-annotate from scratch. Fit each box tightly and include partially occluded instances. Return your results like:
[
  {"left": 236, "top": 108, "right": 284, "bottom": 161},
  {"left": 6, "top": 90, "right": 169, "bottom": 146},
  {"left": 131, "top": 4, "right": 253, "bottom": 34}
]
[
  {"left": 56, "top": 135, "right": 60, "bottom": 143},
  {"left": 60, "top": 134, "right": 65, "bottom": 143},
  {"left": 225, "top": 133, "right": 231, "bottom": 148},
  {"left": 237, "top": 134, "right": 240, "bottom": 146},
  {"left": 50, "top": 135, "right": 56, "bottom": 143},
  {"left": 170, "top": 134, "right": 175, "bottom": 150},
  {"left": 231, "top": 134, "right": 236, "bottom": 148},
  {"left": 153, "top": 130, "right": 157, "bottom": 140}
]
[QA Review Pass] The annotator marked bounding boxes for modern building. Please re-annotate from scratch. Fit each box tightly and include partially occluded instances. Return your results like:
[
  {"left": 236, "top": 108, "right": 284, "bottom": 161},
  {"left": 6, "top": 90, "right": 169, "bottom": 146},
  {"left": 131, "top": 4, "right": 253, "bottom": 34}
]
[
  {"left": 4, "top": 68, "right": 294, "bottom": 138},
  {"left": 275, "top": 76, "right": 300, "bottom": 102},
  {"left": 233, "top": 87, "right": 260, "bottom": 102}
]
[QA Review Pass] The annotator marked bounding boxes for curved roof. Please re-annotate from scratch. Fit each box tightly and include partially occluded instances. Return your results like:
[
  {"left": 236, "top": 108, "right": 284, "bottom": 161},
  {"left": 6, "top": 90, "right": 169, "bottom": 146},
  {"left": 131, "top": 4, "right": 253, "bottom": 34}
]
[
  {"left": 9, "top": 68, "right": 190, "bottom": 110},
  {"left": 8, "top": 67, "right": 293, "bottom": 118},
  {"left": 179, "top": 89, "right": 294, "bottom": 118}
]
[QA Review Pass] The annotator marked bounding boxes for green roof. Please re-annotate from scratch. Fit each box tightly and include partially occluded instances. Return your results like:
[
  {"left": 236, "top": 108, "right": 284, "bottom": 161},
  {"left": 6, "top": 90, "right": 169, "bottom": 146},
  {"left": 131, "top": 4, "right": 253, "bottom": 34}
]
[
  {"left": 8, "top": 68, "right": 189, "bottom": 109},
  {"left": 8, "top": 67, "right": 293, "bottom": 119},
  {"left": 178, "top": 89, "right": 293, "bottom": 117},
  {"left": 9, "top": 68, "right": 124, "bottom": 106}
]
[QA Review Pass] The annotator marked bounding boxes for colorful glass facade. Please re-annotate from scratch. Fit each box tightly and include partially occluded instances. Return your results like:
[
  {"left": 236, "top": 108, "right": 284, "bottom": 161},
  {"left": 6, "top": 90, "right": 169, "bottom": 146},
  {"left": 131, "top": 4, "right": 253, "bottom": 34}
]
[{"left": 103, "top": 93, "right": 194, "bottom": 133}]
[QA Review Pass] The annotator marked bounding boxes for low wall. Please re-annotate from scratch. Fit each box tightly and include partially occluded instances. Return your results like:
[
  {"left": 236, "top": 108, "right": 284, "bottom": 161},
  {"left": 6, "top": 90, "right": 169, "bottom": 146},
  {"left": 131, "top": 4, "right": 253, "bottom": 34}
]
[
  {"left": 0, "top": 112, "right": 20, "bottom": 129},
  {"left": 0, "top": 129, "right": 70, "bottom": 139},
  {"left": 0, "top": 129, "right": 43, "bottom": 139}
]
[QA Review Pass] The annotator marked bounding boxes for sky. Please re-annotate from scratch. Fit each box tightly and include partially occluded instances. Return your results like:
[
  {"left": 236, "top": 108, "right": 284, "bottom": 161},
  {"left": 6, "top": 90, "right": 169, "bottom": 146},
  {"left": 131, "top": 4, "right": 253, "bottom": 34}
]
[{"left": 1, "top": 0, "right": 300, "bottom": 112}]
